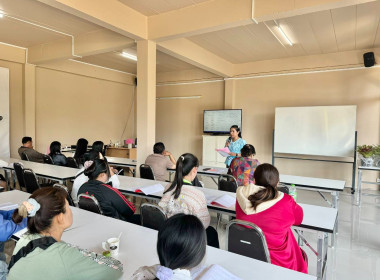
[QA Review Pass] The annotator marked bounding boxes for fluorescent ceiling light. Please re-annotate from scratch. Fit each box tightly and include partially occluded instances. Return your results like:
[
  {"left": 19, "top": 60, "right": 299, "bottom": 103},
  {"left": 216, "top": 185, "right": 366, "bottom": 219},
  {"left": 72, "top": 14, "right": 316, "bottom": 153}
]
[
  {"left": 276, "top": 26, "right": 293, "bottom": 46},
  {"left": 0, "top": 12, "right": 4, "bottom": 18},
  {"left": 122, "top": 52, "right": 137, "bottom": 61}
]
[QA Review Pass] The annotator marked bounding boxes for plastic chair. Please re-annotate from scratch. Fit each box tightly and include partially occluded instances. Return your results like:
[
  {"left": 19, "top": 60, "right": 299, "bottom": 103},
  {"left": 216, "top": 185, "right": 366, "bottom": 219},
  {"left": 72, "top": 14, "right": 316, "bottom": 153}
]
[
  {"left": 140, "top": 164, "right": 155, "bottom": 180},
  {"left": 226, "top": 219, "right": 271, "bottom": 263},
  {"left": 53, "top": 183, "right": 75, "bottom": 207},
  {"left": 22, "top": 168, "right": 41, "bottom": 194},
  {"left": 78, "top": 194, "right": 103, "bottom": 215},
  {"left": 140, "top": 203, "right": 167, "bottom": 230},
  {"left": 66, "top": 157, "right": 79, "bottom": 168},
  {"left": 20, "top": 152, "right": 29, "bottom": 161},
  {"left": 43, "top": 155, "right": 54, "bottom": 165},
  {"left": 13, "top": 163, "right": 26, "bottom": 191}
]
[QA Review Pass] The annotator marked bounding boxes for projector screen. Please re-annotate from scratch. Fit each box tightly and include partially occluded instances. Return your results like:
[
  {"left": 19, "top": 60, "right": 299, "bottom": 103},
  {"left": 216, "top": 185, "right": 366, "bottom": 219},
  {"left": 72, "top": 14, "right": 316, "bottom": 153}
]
[
  {"left": 274, "top": 106, "right": 356, "bottom": 157},
  {"left": 204, "top": 109, "right": 242, "bottom": 134}
]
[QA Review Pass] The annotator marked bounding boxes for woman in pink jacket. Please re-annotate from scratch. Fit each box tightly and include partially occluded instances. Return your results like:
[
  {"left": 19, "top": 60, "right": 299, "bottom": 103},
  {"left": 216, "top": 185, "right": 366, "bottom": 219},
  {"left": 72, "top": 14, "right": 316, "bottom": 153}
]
[{"left": 235, "top": 163, "right": 308, "bottom": 273}]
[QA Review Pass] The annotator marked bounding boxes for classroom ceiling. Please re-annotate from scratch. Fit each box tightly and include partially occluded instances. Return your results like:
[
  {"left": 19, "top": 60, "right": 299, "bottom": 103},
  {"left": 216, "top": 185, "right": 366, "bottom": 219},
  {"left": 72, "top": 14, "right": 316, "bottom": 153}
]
[
  {"left": 74, "top": 49, "right": 197, "bottom": 74},
  {"left": 118, "top": 0, "right": 212, "bottom": 16},
  {"left": 188, "top": 1, "right": 380, "bottom": 63}
]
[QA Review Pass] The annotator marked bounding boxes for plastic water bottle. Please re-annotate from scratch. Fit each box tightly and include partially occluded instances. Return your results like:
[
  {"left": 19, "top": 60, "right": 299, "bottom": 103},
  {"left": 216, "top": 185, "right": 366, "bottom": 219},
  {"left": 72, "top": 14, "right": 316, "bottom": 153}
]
[{"left": 289, "top": 184, "right": 297, "bottom": 201}]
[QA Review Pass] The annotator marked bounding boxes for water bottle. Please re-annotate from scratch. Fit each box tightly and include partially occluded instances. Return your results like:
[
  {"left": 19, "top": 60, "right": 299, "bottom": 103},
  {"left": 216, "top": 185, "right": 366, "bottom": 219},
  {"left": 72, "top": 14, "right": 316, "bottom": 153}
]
[{"left": 289, "top": 184, "right": 297, "bottom": 201}]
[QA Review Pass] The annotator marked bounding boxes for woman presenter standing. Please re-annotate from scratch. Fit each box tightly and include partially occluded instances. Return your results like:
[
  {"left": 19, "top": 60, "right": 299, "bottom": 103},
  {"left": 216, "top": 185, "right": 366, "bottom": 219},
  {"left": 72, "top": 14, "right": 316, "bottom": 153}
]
[{"left": 225, "top": 125, "right": 246, "bottom": 167}]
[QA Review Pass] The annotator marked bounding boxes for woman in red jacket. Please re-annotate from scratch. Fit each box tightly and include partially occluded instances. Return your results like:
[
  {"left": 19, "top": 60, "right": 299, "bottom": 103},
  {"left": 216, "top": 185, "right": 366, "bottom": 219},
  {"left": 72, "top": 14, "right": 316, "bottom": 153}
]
[{"left": 235, "top": 163, "right": 308, "bottom": 273}]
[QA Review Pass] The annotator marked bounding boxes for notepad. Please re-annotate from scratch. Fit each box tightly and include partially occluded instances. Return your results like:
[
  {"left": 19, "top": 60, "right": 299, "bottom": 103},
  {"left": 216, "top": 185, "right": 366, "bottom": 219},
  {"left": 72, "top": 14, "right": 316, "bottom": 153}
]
[
  {"left": 216, "top": 147, "right": 230, "bottom": 157},
  {"left": 135, "top": 184, "right": 164, "bottom": 195},
  {"left": 0, "top": 203, "right": 19, "bottom": 211},
  {"left": 210, "top": 194, "right": 235, "bottom": 208}
]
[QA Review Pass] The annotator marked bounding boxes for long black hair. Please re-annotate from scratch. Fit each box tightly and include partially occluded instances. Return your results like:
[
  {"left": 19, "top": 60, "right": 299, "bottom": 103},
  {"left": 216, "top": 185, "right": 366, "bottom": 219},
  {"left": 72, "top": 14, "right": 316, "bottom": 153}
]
[
  {"left": 92, "top": 141, "right": 104, "bottom": 155},
  {"left": 230, "top": 125, "right": 242, "bottom": 138},
  {"left": 84, "top": 158, "right": 110, "bottom": 181},
  {"left": 157, "top": 214, "right": 206, "bottom": 270},
  {"left": 49, "top": 141, "right": 62, "bottom": 156},
  {"left": 164, "top": 153, "right": 199, "bottom": 199},
  {"left": 74, "top": 138, "right": 88, "bottom": 159}
]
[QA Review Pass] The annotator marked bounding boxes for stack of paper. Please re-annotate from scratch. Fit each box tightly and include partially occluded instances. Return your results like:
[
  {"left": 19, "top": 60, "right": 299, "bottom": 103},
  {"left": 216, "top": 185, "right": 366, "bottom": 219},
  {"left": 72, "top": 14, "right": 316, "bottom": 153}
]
[
  {"left": 0, "top": 202, "right": 19, "bottom": 211},
  {"left": 135, "top": 184, "right": 164, "bottom": 195},
  {"left": 215, "top": 147, "right": 230, "bottom": 157},
  {"left": 210, "top": 194, "right": 235, "bottom": 208}
]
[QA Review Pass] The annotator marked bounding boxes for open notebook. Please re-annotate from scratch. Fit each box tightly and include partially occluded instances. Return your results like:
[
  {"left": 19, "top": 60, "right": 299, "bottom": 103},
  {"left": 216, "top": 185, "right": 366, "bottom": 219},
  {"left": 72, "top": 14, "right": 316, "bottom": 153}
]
[
  {"left": 206, "top": 194, "right": 235, "bottom": 208},
  {"left": 135, "top": 184, "right": 164, "bottom": 195}
]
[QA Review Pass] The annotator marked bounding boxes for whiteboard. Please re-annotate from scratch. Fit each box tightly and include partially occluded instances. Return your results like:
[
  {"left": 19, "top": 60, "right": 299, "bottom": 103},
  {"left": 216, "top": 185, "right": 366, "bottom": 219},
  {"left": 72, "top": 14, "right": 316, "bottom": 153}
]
[
  {"left": 274, "top": 106, "right": 356, "bottom": 157},
  {"left": 204, "top": 110, "right": 242, "bottom": 133},
  {"left": 0, "top": 67, "right": 10, "bottom": 158}
]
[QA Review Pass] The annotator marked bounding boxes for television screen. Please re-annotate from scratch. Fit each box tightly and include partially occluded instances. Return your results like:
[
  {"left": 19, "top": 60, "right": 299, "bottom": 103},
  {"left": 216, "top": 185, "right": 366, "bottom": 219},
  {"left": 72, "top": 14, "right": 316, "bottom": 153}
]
[{"left": 203, "top": 109, "right": 242, "bottom": 134}]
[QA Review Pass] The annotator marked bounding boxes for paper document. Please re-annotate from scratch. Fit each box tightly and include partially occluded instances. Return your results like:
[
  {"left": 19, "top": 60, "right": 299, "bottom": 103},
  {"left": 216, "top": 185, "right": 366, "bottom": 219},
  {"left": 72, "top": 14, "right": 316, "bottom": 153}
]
[
  {"left": 135, "top": 184, "right": 164, "bottom": 195},
  {"left": 0, "top": 203, "right": 19, "bottom": 211},
  {"left": 216, "top": 147, "right": 230, "bottom": 157},
  {"left": 13, "top": 228, "right": 28, "bottom": 239},
  {"left": 210, "top": 194, "right": 235, "bottom": 208},
  {"left": 201, "top": 167, "right": 225, "bottom": 174}
]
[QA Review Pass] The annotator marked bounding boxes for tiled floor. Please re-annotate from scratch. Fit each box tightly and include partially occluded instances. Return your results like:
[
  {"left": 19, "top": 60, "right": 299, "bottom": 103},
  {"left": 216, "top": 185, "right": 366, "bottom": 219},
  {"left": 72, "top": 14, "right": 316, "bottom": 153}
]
[{"left": 200, "top": 173, "right": 380, "bottom": 280}]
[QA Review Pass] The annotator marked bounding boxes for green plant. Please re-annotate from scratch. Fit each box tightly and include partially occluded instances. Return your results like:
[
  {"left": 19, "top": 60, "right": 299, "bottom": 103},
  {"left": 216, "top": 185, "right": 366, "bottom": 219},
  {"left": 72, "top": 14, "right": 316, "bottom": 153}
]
[
  {"left": 357, "top": 145, "right": 374, "bottom": 158},
  {"left": 373, "top": 145, "right": 380, "bottom": 157}
]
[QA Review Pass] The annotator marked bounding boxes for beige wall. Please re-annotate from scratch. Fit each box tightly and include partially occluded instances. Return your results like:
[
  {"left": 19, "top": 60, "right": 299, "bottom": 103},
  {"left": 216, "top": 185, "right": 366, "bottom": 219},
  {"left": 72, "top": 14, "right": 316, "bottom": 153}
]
[
  {"left": 156, "top": 77, "right": 224, "bottom": 161},
  {"left": 34, "top": 64, "right": 136, "bottom": 153}
]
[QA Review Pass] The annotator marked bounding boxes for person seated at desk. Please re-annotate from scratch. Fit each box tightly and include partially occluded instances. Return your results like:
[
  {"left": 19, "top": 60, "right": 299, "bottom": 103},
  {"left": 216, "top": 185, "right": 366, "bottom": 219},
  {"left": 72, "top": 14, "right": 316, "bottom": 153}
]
[
  {"left": 229, "top": 144, "right": 260, "bottom": 186},
  {"left": 132, "top": 214, "right": 239, "bottom": 280},
  {"left": 49, "top": 141, "right": 67, "bottom": 166},
  {"left": 7, "top": 187, "right": 123, "bottom": 280},
  {"left": 235, "top": 163, "right": 308, "bottom": 273},
  {"left": 18, "top": 136, "right": 44, "bottom": 163},
  {"left": 90, "top": 140, "right": 105, "bottom": 156},
  {"left": 145, "top": 142, "right": 176, "bottom": 181},
  {"left": 78, "top": 159, "right": 138, "bottom": 224},
  {"left": 73, "top": 138, "right": 88, "bottom": 168},
  {"left": 159, "top": 153, "right": 219, "bottom": 248},
  {"left": 71, "top": 151, "right": 120, "bottom": 205}
]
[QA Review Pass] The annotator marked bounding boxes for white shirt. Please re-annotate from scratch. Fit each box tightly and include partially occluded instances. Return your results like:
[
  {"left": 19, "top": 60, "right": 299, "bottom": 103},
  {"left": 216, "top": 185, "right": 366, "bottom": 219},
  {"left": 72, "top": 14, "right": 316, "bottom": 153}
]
[{"left": 71, "top": 168, "right": 120, "bottom": 205}]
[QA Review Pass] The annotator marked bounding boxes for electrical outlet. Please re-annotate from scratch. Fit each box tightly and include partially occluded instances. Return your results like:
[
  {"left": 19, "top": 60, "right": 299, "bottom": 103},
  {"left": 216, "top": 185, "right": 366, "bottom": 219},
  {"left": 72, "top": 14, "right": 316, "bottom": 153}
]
[{"left": 377, "top": 178, "right": 380, "bottom": 183}]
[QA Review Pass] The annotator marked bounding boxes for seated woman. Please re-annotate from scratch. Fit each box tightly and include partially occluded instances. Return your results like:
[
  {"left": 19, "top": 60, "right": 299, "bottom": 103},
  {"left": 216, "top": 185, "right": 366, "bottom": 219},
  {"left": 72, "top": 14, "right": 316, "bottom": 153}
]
[
  {"left": 159, "top": 153, "right": 219, "bottom": 248},
  {"left": 49, "top": 141, "right": 67, "bottom": 166},
  {"left": 229, "top": 144, "right": 260, "bottom": 186},
  {"left": 78, "top": 159, "right": 138, "bottom": 224},
  {"left": 235, "top": 163, "right": 308, "bottom": 273},
  {"left": 71, "top": 151, "right": 120, "bottom": 205},
  {"left": 73, "top": 138, "right": 88, "bottom": 168},
  {"left": 132, "top": 214, "right": 239, "bottom": 280},
  {"left": 90, "top": 141, "right": 104, "bottom": 156},
  {"left": 7, "top": 187, "right": 123, "bottom": 280}
]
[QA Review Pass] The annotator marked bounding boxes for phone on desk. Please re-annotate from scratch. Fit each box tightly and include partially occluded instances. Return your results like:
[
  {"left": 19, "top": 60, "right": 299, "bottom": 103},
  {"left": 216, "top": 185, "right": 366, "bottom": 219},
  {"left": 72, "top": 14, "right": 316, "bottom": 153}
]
[{"left": 203, "top": 168, "right": 211, "bottom": 171}]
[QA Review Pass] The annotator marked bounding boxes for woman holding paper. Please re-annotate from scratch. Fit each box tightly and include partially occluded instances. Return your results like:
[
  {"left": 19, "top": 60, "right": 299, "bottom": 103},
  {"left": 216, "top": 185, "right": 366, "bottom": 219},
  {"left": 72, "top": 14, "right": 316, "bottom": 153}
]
[
  {"left": 159, "top": 153, "right": 219, "bottom": 248},
  {"left": 78, "top": 159, "right": 139, "bottom": 224},
  {"left": 224, "top": 125, "right": 246, "bottom": 167}
]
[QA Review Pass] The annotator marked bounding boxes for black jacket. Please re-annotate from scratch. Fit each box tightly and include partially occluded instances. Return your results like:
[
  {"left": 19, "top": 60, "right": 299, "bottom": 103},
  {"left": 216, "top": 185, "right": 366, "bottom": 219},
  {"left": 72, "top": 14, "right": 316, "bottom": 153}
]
[{"left": 78, "top": 180, "right": 135, "bottom": 220}]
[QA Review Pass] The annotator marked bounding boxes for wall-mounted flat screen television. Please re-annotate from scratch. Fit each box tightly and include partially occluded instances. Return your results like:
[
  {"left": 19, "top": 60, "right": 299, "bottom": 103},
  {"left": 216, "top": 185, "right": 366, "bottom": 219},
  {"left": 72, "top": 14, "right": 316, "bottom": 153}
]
[{"left": 203, "top": 109, "right": 242, "bottom": 134}]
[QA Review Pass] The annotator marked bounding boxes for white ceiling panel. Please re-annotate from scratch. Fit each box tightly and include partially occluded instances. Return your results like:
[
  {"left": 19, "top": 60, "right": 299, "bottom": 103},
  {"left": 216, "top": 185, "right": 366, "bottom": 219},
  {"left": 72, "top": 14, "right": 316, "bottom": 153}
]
[
  {"left": 356, "top": 1, "right": 380, "bottom": 50},
  {"left": 331, "top": 5, "right": 356, "bottom": 52}
]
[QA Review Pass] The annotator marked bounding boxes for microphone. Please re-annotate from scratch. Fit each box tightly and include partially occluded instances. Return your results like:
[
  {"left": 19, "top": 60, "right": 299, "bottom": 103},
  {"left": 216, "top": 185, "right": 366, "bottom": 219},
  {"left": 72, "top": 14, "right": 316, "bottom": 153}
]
[{"left": 228, "top": 136, "right": 232, "bottom": 142}]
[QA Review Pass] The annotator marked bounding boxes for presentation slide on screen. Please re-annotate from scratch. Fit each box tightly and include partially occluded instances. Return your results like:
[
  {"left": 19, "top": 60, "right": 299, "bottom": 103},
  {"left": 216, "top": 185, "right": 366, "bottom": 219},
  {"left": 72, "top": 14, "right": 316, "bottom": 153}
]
[{"left": 204, "top": 110, "right": 242, "bottom": 133}]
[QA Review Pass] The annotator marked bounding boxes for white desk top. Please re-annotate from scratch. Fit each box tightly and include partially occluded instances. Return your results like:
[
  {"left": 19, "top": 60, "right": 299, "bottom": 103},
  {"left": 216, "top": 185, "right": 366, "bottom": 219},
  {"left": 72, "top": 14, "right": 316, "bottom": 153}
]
[
  {"left": 280, "top": 174, "right": 345, "bottom": 191},
  {"left": 62, "top": 211, "right": 316, "bottom": 280},
  {"left": 105, "top": 156, "right": 137, "bottom": 167},
  {"left": 0, "top": 157, "right": 78, "bottom": 181},
  {"left": 168, "top": 165, "right": 228, "bottom": 176},
  {"left": 117, "top": 177, "right": 337, "bottom": 233}
]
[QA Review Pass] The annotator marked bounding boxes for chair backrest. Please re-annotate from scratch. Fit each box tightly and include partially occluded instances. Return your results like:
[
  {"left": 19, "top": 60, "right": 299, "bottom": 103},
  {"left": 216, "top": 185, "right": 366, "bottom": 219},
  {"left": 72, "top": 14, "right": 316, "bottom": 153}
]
[
  {"left": 78, "top": 194, "right": 103, "bottom": 215},
  {"left": 226, "top": 219, "right": 271, "bottom": 263},
  {"left": 20, "top": 152, "right": 29, "bottom": 161},
  {"left": 13, "top": 162, "right": 26, "bottom": 190},
  {"left": 22, "top": 168, "right": 41, "bottom": 194},
  {"left": 139, "top": 164, "right": 155, "bottom": 180},
  {"left": 277, "top": 183, "right": 289, "bottom": 194},
  {"left": 140, "top": 203, "right": 167, "bottom": 230},
  {"left": 66, "top": 157, "right": 79, "bottom": 168},
  {"left": 53, "top": 184, "right": 75, "bottom": 207},
  {"left": 218, "top": 174, "right": 238, "bottom": 193},
  {"left": 43, "top": 155, "right": 54, "bottom": 165}
]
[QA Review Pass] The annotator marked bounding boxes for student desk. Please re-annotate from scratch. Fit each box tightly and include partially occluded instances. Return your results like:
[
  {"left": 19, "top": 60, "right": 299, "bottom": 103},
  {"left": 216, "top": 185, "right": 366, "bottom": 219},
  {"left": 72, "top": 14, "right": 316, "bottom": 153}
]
[
  {"left": 0, "top": 157, "right": 78, "bottom": 190},
  {"left": 356, "top": 165, "right": 380, "bottom": 206},
  {"left": 116, "top": 176, "right": 336, "bottom": 280},
  {"left": 106, "top": 156, "right": 137, "bottom": 177},
  {"left": 2, "top": 190, "right": 316, "bottom": 280},
  {"left": 168, "top": 165, "right": 228, "bottom": 184}
]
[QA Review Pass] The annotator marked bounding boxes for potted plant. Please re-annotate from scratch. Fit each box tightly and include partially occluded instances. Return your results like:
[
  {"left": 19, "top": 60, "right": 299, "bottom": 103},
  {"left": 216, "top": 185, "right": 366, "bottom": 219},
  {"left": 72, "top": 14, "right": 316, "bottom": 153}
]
[
  {"left": 357, "top": 145, "right": 374, "bottom": 167},
  {"left": 373, "top": 145, "right": 380, "bottom": 167}
]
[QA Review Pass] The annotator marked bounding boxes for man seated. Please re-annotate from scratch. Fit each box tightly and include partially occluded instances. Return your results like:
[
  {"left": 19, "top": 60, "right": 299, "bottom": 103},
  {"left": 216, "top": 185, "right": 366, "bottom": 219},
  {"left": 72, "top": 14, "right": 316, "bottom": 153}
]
[
  {"left": 18, "top": 137, "right": 44, "bottom": 163},
  {"left": 145, "top": 142, "right": 176, "bottom": 182}
]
